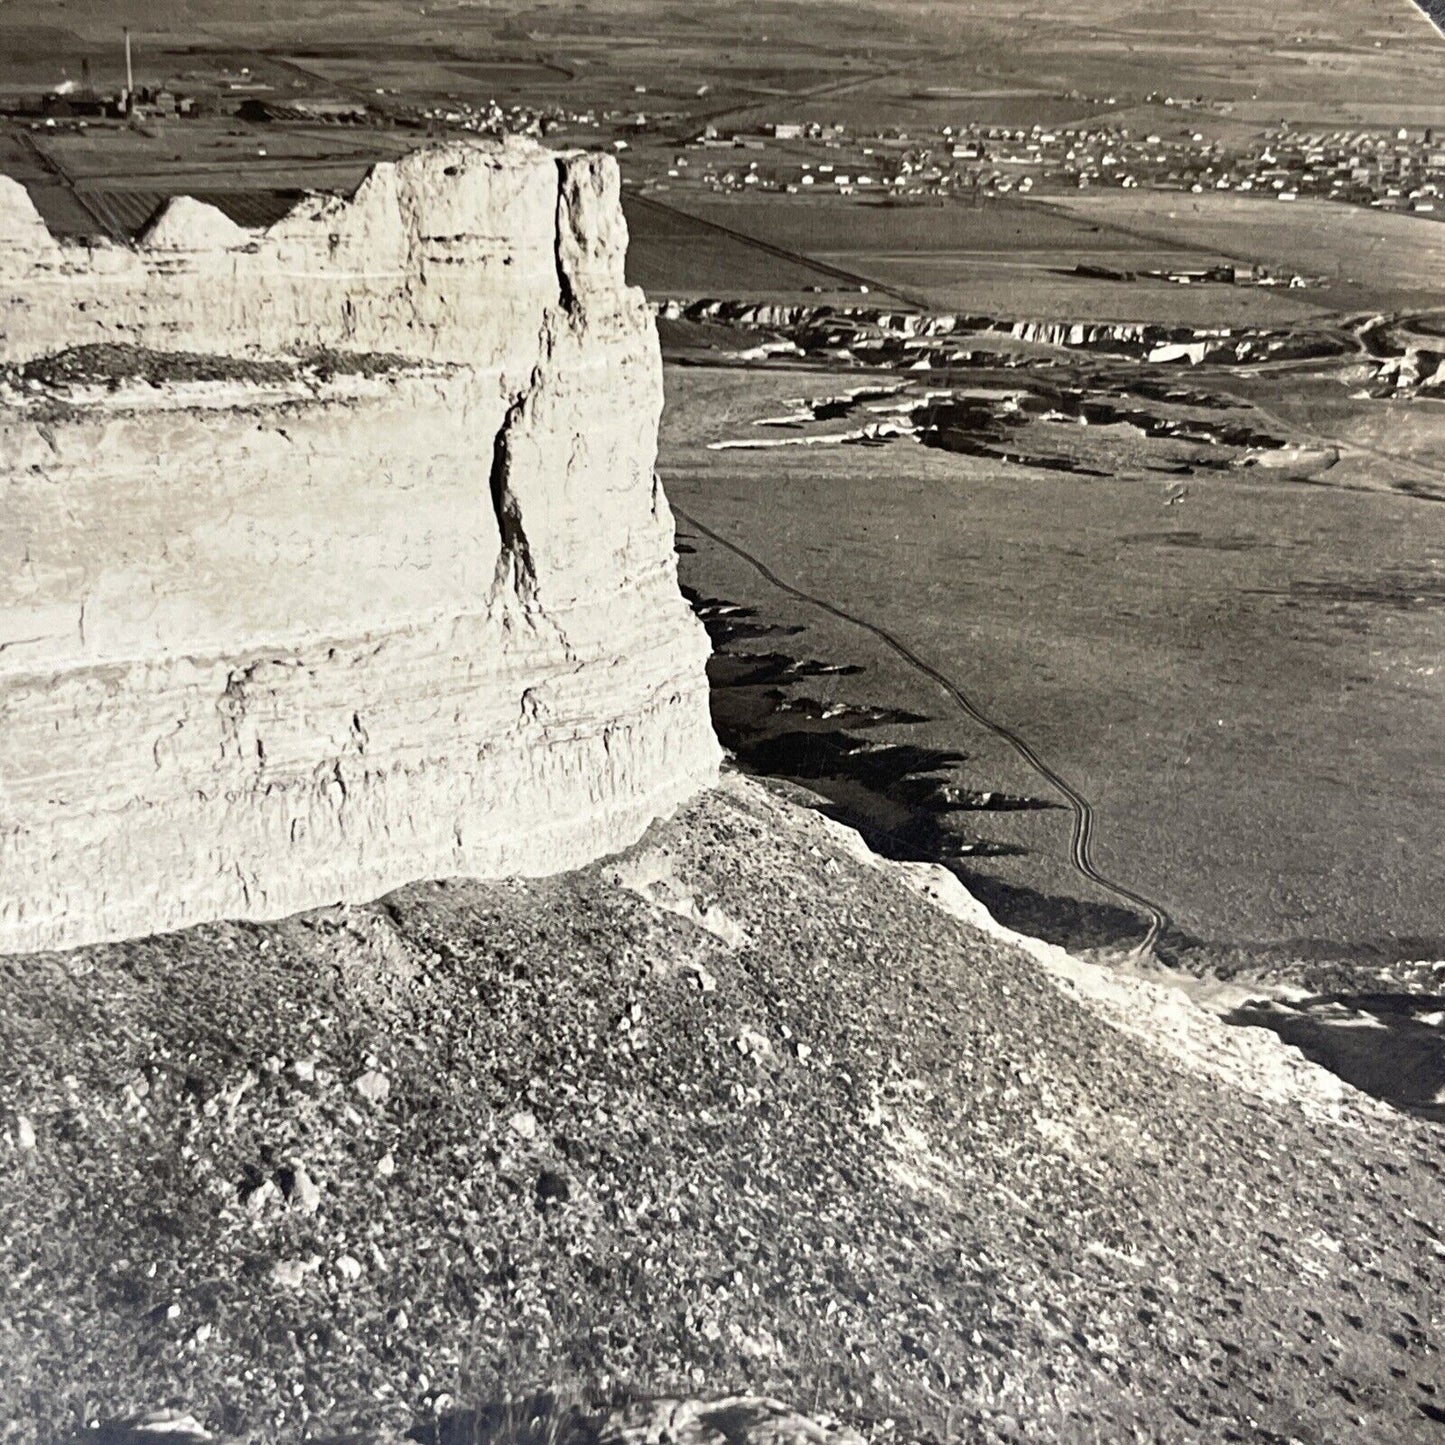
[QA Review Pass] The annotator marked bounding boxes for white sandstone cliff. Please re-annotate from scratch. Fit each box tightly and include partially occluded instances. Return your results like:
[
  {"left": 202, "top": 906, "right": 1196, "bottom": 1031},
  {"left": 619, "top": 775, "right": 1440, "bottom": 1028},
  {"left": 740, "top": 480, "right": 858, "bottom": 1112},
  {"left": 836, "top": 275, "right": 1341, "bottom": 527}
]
[{"left": 0, "top": 140, "right": 719, "bottom": 953}]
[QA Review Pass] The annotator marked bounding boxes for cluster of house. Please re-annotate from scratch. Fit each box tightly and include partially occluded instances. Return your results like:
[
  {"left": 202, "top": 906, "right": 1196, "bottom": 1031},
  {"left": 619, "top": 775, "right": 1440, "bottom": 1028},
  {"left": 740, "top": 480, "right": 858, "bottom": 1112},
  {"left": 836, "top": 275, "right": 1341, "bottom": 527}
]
[
  {"left": 408, "top": 96, "right": 583, "bottom": 138},
  {"left": 654, "top": 123, "right": 959, "bottom": 197},
  {"left": 1228, "top": 127, "right": 1445, "bottom": 213},
  {"left": 640, "top": 116, "right": 1445, "bottom": 217}
]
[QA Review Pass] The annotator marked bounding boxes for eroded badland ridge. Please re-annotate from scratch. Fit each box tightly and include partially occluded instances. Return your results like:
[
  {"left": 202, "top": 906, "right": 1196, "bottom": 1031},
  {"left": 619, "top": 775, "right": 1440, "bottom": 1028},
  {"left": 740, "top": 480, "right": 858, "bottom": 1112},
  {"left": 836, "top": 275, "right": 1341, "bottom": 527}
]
[{"left": 1, "top": 141, "right": 1443, "bottom": 1445}]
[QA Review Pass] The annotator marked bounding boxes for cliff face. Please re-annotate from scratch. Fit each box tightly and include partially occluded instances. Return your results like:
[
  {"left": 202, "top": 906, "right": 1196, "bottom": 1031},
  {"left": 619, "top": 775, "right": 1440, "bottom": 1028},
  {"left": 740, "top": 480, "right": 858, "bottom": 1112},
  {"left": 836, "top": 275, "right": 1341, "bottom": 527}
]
[{"left": 0, "top": 141, "right": 719, "bottom": 954}]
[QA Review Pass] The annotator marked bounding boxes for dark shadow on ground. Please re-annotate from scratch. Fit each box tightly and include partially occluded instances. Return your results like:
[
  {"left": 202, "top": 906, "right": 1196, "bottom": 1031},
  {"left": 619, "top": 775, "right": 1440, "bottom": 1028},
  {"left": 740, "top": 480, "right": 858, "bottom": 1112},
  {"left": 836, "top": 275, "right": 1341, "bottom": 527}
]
[
  {"left": 407, "top": 1395, "right": 603, "bottom": 1445},
  {"left": 680, "top": 584, "right": 1176, "bottom": 947},
  {"left": 1226, "top": 994, "right": 1445, "bottom": 1123},
  {"left": 953, "top": 868, "right": 1184, "bottom": 957}
]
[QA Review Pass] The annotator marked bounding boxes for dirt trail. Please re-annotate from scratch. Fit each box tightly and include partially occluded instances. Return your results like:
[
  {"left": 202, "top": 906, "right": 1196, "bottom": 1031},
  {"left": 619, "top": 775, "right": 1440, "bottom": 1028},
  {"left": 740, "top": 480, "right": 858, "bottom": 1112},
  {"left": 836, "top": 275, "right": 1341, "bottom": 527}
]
[{"left": 672, "top": 504, "right": 1172, "bottom": 955}]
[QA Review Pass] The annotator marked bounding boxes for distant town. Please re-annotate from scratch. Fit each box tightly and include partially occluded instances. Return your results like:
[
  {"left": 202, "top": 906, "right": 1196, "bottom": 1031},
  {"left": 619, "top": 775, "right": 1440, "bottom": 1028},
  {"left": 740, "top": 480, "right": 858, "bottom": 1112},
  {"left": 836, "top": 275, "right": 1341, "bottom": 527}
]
[
  {"left": 3, "top": 33, "right": 1442, "bottom": 230},
  {"left": 639, "top": 116, "right": 1443, "bottom": 218}
]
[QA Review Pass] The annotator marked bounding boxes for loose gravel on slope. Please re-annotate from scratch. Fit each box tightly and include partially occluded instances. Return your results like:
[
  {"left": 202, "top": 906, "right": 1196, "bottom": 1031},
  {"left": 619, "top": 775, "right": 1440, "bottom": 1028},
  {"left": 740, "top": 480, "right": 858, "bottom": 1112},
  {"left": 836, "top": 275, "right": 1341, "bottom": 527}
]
[{"left": 1, "top": 776, "right": 1442, "bottom": 1445}]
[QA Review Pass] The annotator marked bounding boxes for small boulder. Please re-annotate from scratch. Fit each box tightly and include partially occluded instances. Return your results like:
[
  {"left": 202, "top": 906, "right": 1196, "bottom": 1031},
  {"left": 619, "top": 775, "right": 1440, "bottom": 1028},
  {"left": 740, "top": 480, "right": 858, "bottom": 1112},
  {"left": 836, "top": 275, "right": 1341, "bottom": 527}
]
[{"left": 353, "top": 1069, "right": 390, "bottom": 1104}]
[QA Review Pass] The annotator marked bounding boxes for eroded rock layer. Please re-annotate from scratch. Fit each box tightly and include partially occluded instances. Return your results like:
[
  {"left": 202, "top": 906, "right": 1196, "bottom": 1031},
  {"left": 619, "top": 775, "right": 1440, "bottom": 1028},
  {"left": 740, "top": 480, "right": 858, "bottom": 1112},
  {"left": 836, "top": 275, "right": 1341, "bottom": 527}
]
[{"left": 0, "top": 141, "right": 718, "bottom": 953}]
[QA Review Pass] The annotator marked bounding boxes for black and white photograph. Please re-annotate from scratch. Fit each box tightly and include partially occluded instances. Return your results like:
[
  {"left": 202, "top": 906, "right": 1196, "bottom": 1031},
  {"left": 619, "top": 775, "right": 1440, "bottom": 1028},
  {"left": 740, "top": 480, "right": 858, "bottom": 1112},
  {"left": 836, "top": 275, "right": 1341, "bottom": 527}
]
[{"left": 1, "top": 1, "right": 1442, "bottom": 1441}]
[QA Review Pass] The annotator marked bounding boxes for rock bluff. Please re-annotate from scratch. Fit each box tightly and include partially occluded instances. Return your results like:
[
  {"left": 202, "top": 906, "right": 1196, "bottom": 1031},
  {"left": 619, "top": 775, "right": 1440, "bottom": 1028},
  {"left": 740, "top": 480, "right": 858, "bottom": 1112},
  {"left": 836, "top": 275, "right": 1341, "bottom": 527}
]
[{"left": 0, "top": 140, "right": 719, "bottom": 954}]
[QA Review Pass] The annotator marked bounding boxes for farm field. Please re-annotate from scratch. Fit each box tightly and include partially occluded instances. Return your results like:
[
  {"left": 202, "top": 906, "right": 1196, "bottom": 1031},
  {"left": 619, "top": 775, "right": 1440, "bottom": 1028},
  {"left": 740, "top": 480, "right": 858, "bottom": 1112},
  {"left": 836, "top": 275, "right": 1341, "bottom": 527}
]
[
  {"left": 1046, "top": 193, "right": 1445, "bottom": 296},
  {"left": 842, "top": 257, "right": 1334, "bottom": 325},
  {"left": 655, "top": 197, "right": 1161, "bottom": 261},
  {"left": 642, "top": 194, "right": 1349, "bottom": 321},
  {"left": 654, "top": 185, "right": 1445, "bottom": 317},
  {"left": 39, "top": 124, "right": 393, "bottom": 181},
  {"left": 622, "top": 195, "right": 864, "bottom": 301},
  {"left": 0, "top": 0, "right": 1439, "bottom": 122}
]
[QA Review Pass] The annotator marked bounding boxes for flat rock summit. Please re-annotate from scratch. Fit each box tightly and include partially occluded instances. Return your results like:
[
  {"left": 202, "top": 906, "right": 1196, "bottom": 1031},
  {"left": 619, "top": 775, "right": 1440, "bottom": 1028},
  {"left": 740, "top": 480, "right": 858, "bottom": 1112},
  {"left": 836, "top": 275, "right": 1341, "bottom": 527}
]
[{"left": 1, "top": 141, "right": 1442, "bottom": 1445}]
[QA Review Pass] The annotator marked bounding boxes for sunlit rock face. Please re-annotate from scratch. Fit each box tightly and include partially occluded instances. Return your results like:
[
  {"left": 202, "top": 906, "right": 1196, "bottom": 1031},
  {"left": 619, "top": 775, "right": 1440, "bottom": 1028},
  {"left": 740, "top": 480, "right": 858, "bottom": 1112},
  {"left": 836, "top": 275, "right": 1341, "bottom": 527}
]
[{"left": 0, "top": 141, "right": 718, "bottom": 953}]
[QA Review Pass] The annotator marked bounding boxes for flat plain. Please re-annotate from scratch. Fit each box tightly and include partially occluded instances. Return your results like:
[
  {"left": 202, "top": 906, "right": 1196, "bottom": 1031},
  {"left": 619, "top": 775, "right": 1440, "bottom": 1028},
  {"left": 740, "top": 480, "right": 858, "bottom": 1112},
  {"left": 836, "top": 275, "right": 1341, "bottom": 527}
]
[{"left": 660, "top": 363, "right": 1445, "bottom": 967}]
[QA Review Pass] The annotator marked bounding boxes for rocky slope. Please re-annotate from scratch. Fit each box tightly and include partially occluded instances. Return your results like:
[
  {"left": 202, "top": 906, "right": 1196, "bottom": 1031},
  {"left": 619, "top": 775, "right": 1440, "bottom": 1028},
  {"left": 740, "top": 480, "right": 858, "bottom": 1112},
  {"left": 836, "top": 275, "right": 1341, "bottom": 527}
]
[
  {"left": 1, "top": 775, "right": 1441, "bottom": 1445},
  {"left": 0, "top": 142, "right": 718, "bottom": 952}
]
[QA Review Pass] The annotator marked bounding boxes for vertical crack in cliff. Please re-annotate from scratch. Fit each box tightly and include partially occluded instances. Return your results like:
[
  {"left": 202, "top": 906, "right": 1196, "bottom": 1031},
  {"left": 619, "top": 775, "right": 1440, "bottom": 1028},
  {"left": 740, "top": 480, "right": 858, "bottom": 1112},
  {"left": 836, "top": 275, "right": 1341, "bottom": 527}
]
[
  {"left": 217, "top": 667, "right": 246, "bottom": 763},
  {"left": 488, "top": 380, "right": 541, "bottom": 606},
  {"left": 553, "top": 157, "right": 580, "bottom": 317}
]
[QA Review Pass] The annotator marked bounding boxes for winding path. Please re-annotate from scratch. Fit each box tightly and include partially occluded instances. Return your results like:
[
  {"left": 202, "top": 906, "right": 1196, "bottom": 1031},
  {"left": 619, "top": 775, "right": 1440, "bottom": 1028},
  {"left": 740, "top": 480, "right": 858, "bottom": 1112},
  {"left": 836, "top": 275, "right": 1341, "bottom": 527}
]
[{"left": 673, "top": 504, "right": 1172, "bottom": 956}]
